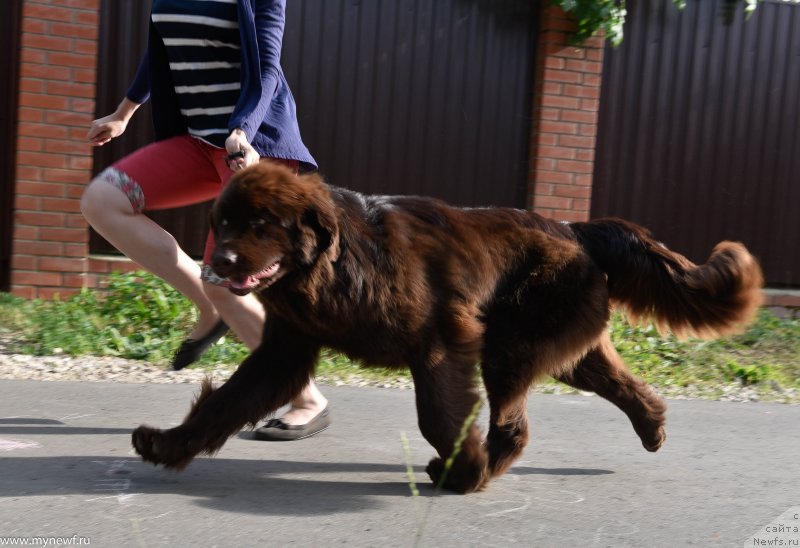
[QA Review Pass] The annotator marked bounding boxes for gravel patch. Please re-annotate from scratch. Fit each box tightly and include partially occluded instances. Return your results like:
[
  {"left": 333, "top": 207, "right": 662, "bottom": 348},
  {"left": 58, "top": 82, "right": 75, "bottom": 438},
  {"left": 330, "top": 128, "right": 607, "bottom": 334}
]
[
  {"left": 0, "top": 334, "right": 417, "bottom": 388},
  {"left": 0, "top": 351, "right": 232, "bottom": 384}
]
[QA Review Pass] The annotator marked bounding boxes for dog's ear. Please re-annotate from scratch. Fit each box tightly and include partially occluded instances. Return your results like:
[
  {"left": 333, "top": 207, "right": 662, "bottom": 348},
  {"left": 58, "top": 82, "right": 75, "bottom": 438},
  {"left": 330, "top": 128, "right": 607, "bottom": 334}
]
[
  {"left": 299, "top": 207, "right": 333, "bottom": 262},
  {"left": 296, "top": 175, "right": 339, "bottom": 265}
]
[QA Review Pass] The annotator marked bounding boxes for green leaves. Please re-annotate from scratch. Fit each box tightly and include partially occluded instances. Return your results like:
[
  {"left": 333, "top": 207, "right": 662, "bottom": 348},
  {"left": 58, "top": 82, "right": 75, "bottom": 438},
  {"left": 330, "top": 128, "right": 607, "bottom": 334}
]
[
  {"left": 550, "top": 0, "right": 766, "bottom": 46},
  {"left": 552, "top": 0, "right": 629, "bottom": 46},
  {"left": 0, "top": 271, "right": 244, "bottom": 365}
]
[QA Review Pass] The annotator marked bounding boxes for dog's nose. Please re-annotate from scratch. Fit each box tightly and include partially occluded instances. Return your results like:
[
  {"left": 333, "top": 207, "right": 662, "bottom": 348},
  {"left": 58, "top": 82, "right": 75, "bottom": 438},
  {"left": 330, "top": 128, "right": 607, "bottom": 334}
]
[{"left": 211, "top": 248, "right": 238, "bottom": 273}]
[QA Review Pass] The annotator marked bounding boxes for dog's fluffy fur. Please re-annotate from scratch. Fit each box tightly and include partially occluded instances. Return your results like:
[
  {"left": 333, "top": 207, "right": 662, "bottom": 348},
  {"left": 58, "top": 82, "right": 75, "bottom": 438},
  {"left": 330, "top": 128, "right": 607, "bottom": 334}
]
[{"left": 132, "top": 162, "right": 763, "bottom": 493}]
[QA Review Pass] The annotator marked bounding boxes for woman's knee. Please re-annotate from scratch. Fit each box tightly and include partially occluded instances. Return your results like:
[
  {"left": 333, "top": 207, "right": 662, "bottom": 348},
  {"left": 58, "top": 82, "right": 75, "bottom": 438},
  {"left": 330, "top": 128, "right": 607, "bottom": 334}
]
[
  {"left": 80, "top": 180, "right": 109, "bottom": 227},
  {"left": 80, "top": 169, "right": 140, "bottom": 226}
]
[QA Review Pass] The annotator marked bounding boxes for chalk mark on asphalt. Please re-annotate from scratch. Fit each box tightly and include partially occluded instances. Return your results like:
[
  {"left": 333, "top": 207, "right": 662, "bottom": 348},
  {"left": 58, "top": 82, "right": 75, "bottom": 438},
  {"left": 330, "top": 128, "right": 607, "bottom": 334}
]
[{"left": 0, "top": 438, "right": 41, "bottom": 451}]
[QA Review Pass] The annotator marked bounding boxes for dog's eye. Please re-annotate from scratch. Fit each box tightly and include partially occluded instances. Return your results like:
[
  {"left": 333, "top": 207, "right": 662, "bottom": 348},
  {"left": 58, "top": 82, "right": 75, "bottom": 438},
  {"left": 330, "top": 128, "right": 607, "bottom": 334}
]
[
  {"left": 221, "top": 219, "right": 229, "bottom": 227},
  {"left": 251, "top": 211, "right": 279, "bottom": 229}
]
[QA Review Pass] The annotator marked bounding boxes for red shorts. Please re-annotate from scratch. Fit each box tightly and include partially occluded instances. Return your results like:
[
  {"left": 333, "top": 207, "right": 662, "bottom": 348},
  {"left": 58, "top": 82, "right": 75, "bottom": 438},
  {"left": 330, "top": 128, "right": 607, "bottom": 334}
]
[{"left": 96, "top": 135, "right": 298, "bottom": 284}]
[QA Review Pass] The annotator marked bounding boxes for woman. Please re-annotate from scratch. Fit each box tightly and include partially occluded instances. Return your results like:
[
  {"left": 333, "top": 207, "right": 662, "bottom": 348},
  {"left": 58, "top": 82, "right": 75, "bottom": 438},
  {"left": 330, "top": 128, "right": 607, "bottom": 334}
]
[{"left": 81, "top": 0, "right": 330, "bottom": 441}]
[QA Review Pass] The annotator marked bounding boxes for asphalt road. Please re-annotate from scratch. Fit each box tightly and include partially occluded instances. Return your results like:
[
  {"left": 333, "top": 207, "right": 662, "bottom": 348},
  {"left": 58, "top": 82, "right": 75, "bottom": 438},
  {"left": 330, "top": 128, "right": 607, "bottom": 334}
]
[{"left": 0, "top": 379, "right": 797, "bottom": 547}]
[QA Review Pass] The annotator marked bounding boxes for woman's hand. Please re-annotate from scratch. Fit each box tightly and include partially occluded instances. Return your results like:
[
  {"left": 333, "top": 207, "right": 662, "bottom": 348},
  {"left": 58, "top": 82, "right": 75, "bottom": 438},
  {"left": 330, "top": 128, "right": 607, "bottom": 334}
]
[
  {"left": 87, "top": 114, "right": 129, "bottom": 146},
  {"left": 225, "top": 128, "right": 260, "bottom": 171},
  {"left": 87, "top": 97, "right": 140, "bottom": 146}
]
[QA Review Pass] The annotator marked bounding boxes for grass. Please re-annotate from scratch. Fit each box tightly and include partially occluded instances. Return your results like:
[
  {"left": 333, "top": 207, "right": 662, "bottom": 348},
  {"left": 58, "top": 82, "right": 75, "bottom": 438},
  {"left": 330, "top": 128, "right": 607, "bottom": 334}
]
[
  {"left": 0, "top": 271, "right": 403, "bottom": 385},
  {"left": 1, "top": 271, "right": 798, "bottom": 400},
  {"left": 608, "top": 309, "right": 800, "bottom": 399}
]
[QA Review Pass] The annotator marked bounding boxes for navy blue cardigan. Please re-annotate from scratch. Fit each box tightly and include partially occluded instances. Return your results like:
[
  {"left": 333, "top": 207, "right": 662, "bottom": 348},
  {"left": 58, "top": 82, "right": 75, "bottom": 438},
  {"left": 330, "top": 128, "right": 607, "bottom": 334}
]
[{"left": 126, "top": 0, "right": 317, "bottom": 171}]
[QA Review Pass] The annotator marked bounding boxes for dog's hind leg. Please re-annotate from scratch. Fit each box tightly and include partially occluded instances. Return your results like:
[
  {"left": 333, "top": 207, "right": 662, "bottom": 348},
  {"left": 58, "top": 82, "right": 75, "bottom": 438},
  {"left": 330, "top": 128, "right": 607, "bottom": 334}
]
[
  {"left": 554, "top": 333, "right": 667, "bottom": 452},
  {"left": 132, "top": 320, "right": 321, "bottom": 469},
  {"left": 480, "top": 355, "right": 535, "bottom": 479},
  {"left": 480, "top": 246, "right": 611, "bottom": 478}
]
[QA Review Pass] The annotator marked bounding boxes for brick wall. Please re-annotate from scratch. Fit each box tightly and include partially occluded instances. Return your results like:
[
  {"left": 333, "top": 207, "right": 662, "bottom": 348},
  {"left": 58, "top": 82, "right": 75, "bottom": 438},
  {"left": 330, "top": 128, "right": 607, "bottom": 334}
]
[
  {"left": 11, "top": 0, "right": 100, "bottom": 298},
  {"left": 528, "top": 5, "right": 605, "bottom": 222}
]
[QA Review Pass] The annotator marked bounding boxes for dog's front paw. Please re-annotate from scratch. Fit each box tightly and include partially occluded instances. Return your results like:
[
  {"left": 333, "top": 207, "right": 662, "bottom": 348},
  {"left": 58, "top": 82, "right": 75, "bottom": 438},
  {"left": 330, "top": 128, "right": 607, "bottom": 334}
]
[
  {"left": 426, "top": 457, "right": 446, "bottom": 487},
  {"left": 425, "top": 456, "right": 488, "bottom": 494},
  {"left": 132, "top": 425, "right": 167, "bottom": 465},
  {"left": 132, "top": 425, "right": 194, "bottom": 470}
]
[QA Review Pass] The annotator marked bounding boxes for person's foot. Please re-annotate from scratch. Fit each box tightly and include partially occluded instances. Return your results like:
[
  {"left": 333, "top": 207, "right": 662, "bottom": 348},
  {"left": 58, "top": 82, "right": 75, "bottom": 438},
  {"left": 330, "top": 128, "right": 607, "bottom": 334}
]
[
  {"left": 171, "top": 319, "right": 229, "bottom": 370},
  {"left": 253, "top": 406, "right": 331, "bottom": 441},
  {"left": 275, "top": 403, "right": 328, "bottom": 426}
]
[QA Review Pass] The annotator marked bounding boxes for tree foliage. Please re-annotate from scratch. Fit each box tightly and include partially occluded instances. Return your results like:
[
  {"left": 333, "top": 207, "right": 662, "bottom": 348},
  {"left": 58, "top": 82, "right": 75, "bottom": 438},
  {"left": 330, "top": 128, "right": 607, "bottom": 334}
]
[{"left": 550, "top": 0, "right": 772, "bottom": 46}]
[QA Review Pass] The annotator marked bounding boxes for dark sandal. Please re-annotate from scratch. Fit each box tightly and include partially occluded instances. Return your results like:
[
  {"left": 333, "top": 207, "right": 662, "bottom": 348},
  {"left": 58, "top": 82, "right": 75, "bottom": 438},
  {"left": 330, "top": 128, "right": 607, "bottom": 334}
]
[
  {"left": 253, "top": 407, "right": 331, "bottom": 441},
  {"left": 171, "top": 320, "right": 229, "bottom": 370}
]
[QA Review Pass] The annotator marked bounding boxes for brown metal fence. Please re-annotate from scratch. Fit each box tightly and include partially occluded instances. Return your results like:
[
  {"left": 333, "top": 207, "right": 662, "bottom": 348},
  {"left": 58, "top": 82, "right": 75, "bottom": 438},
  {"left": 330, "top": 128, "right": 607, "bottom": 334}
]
[
  {"left": 91, "top": 0, "right": 537, "bottom": 258},
  {"left": 0, "top": 0, "right": 23, "bottom": 291},
  {"left": 282, "top": 0, "right": 536, "bottom": 207},
  {"left": 593, "top": 0, "right": 800, "bottom": 287}
]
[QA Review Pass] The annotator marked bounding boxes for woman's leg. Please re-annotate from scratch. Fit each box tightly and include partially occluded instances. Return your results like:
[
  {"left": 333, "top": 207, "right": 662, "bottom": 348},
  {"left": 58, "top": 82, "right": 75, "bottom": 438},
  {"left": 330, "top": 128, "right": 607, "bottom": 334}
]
[
  {"left": 203, "top": 281, "right": 328, "bottom": 426},
  {"left": 81, "top": 136, "right": 228, "bottom": 340},
  {"left": 284, "top": 379, "right": 328, "bottom": 424},
  {"left": 81, "top": 176, "right": 222, "bottom": 340}
]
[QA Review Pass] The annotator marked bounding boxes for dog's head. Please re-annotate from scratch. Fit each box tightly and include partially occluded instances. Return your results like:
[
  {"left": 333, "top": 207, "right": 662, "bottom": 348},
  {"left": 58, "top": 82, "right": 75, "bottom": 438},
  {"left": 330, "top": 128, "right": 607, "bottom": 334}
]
[{"left": 209, "top": 162, "right": 339, "bottom": 296}]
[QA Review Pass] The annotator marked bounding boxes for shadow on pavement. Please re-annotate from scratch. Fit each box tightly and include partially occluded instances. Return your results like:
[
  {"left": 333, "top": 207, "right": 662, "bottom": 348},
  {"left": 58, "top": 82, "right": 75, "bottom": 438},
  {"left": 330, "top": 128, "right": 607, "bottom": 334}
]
[{"left": 0, "top": 454, "right": 615, "bottom": 516}]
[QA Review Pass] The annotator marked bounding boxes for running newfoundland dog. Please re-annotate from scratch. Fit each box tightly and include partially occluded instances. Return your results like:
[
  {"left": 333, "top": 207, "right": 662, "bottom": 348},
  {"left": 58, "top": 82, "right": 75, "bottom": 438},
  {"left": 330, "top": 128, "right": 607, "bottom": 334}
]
[{"left": 132, "top": 162, "right": 763, "bottom": 493}]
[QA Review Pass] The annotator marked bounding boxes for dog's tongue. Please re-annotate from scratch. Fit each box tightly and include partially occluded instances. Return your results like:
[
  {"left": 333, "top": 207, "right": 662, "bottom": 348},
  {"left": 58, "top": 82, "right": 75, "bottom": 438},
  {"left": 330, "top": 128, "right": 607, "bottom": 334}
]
[
  {"left": 227, "top": 262, "right": 280, "bottom": 291},
  {"left": 228, "top": 275, "right": 259, "bottom": 291}
]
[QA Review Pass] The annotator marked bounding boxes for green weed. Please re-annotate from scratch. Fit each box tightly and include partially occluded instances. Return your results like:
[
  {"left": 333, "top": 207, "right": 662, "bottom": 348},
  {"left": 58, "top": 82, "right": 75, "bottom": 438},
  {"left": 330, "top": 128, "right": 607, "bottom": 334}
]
[{"left": 610, "top": 309, "right": 800, "bottom": 392}]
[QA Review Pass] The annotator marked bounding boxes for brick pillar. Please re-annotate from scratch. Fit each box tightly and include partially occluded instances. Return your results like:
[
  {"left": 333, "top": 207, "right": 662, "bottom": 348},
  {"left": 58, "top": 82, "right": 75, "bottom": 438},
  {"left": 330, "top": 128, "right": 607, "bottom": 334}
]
[
  {"left": 11, "top": 0, "right": 100, "bottom": 298},
  {"left": 528, "top": 6, "right": 605, "bottom": 221}
]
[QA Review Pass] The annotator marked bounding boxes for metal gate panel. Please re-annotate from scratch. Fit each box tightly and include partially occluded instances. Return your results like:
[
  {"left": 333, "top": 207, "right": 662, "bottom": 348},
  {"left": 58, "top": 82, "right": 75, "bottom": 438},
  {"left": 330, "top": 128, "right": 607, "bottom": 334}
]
[
  {"left": 593, "top": 0, "right": 800, "bottom": 287},
  {"left": 281, "top": 0, "right": 536, "bottom": 207}
]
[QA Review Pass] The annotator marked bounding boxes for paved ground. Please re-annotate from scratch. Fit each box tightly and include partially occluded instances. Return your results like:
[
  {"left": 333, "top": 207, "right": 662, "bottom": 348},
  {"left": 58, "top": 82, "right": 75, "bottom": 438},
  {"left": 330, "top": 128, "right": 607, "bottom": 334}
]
[{"left": 0, "top": 378, "right": 797, "bottom": 547}]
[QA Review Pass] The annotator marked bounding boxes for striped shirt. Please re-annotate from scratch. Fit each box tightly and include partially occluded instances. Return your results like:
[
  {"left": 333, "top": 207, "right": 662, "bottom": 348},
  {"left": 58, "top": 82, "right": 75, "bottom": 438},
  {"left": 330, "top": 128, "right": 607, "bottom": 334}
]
[{"left": 152, "top": 0, "right": 241, "bottom": 148}]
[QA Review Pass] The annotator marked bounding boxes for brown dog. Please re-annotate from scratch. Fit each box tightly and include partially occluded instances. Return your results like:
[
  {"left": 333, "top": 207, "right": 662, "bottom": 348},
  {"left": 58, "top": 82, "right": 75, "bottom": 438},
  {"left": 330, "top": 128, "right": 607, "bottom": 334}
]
[{"left": 132, "top": 162, "right": 763, "bottom": 493}]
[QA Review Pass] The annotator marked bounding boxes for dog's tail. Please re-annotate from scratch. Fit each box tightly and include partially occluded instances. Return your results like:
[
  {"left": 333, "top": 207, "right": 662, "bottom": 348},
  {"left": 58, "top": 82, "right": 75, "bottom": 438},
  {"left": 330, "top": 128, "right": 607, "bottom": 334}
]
[{"left": 570, "top": 218, "right": 763, "bottom": 338}]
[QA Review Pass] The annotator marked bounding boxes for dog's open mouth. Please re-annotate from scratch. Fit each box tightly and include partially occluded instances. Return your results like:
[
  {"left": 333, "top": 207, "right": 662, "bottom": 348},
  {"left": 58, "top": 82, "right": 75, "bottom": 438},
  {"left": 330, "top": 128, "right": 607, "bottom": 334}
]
[{"left": 227, "top": 260, "right": 281, "bottom": 295}]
